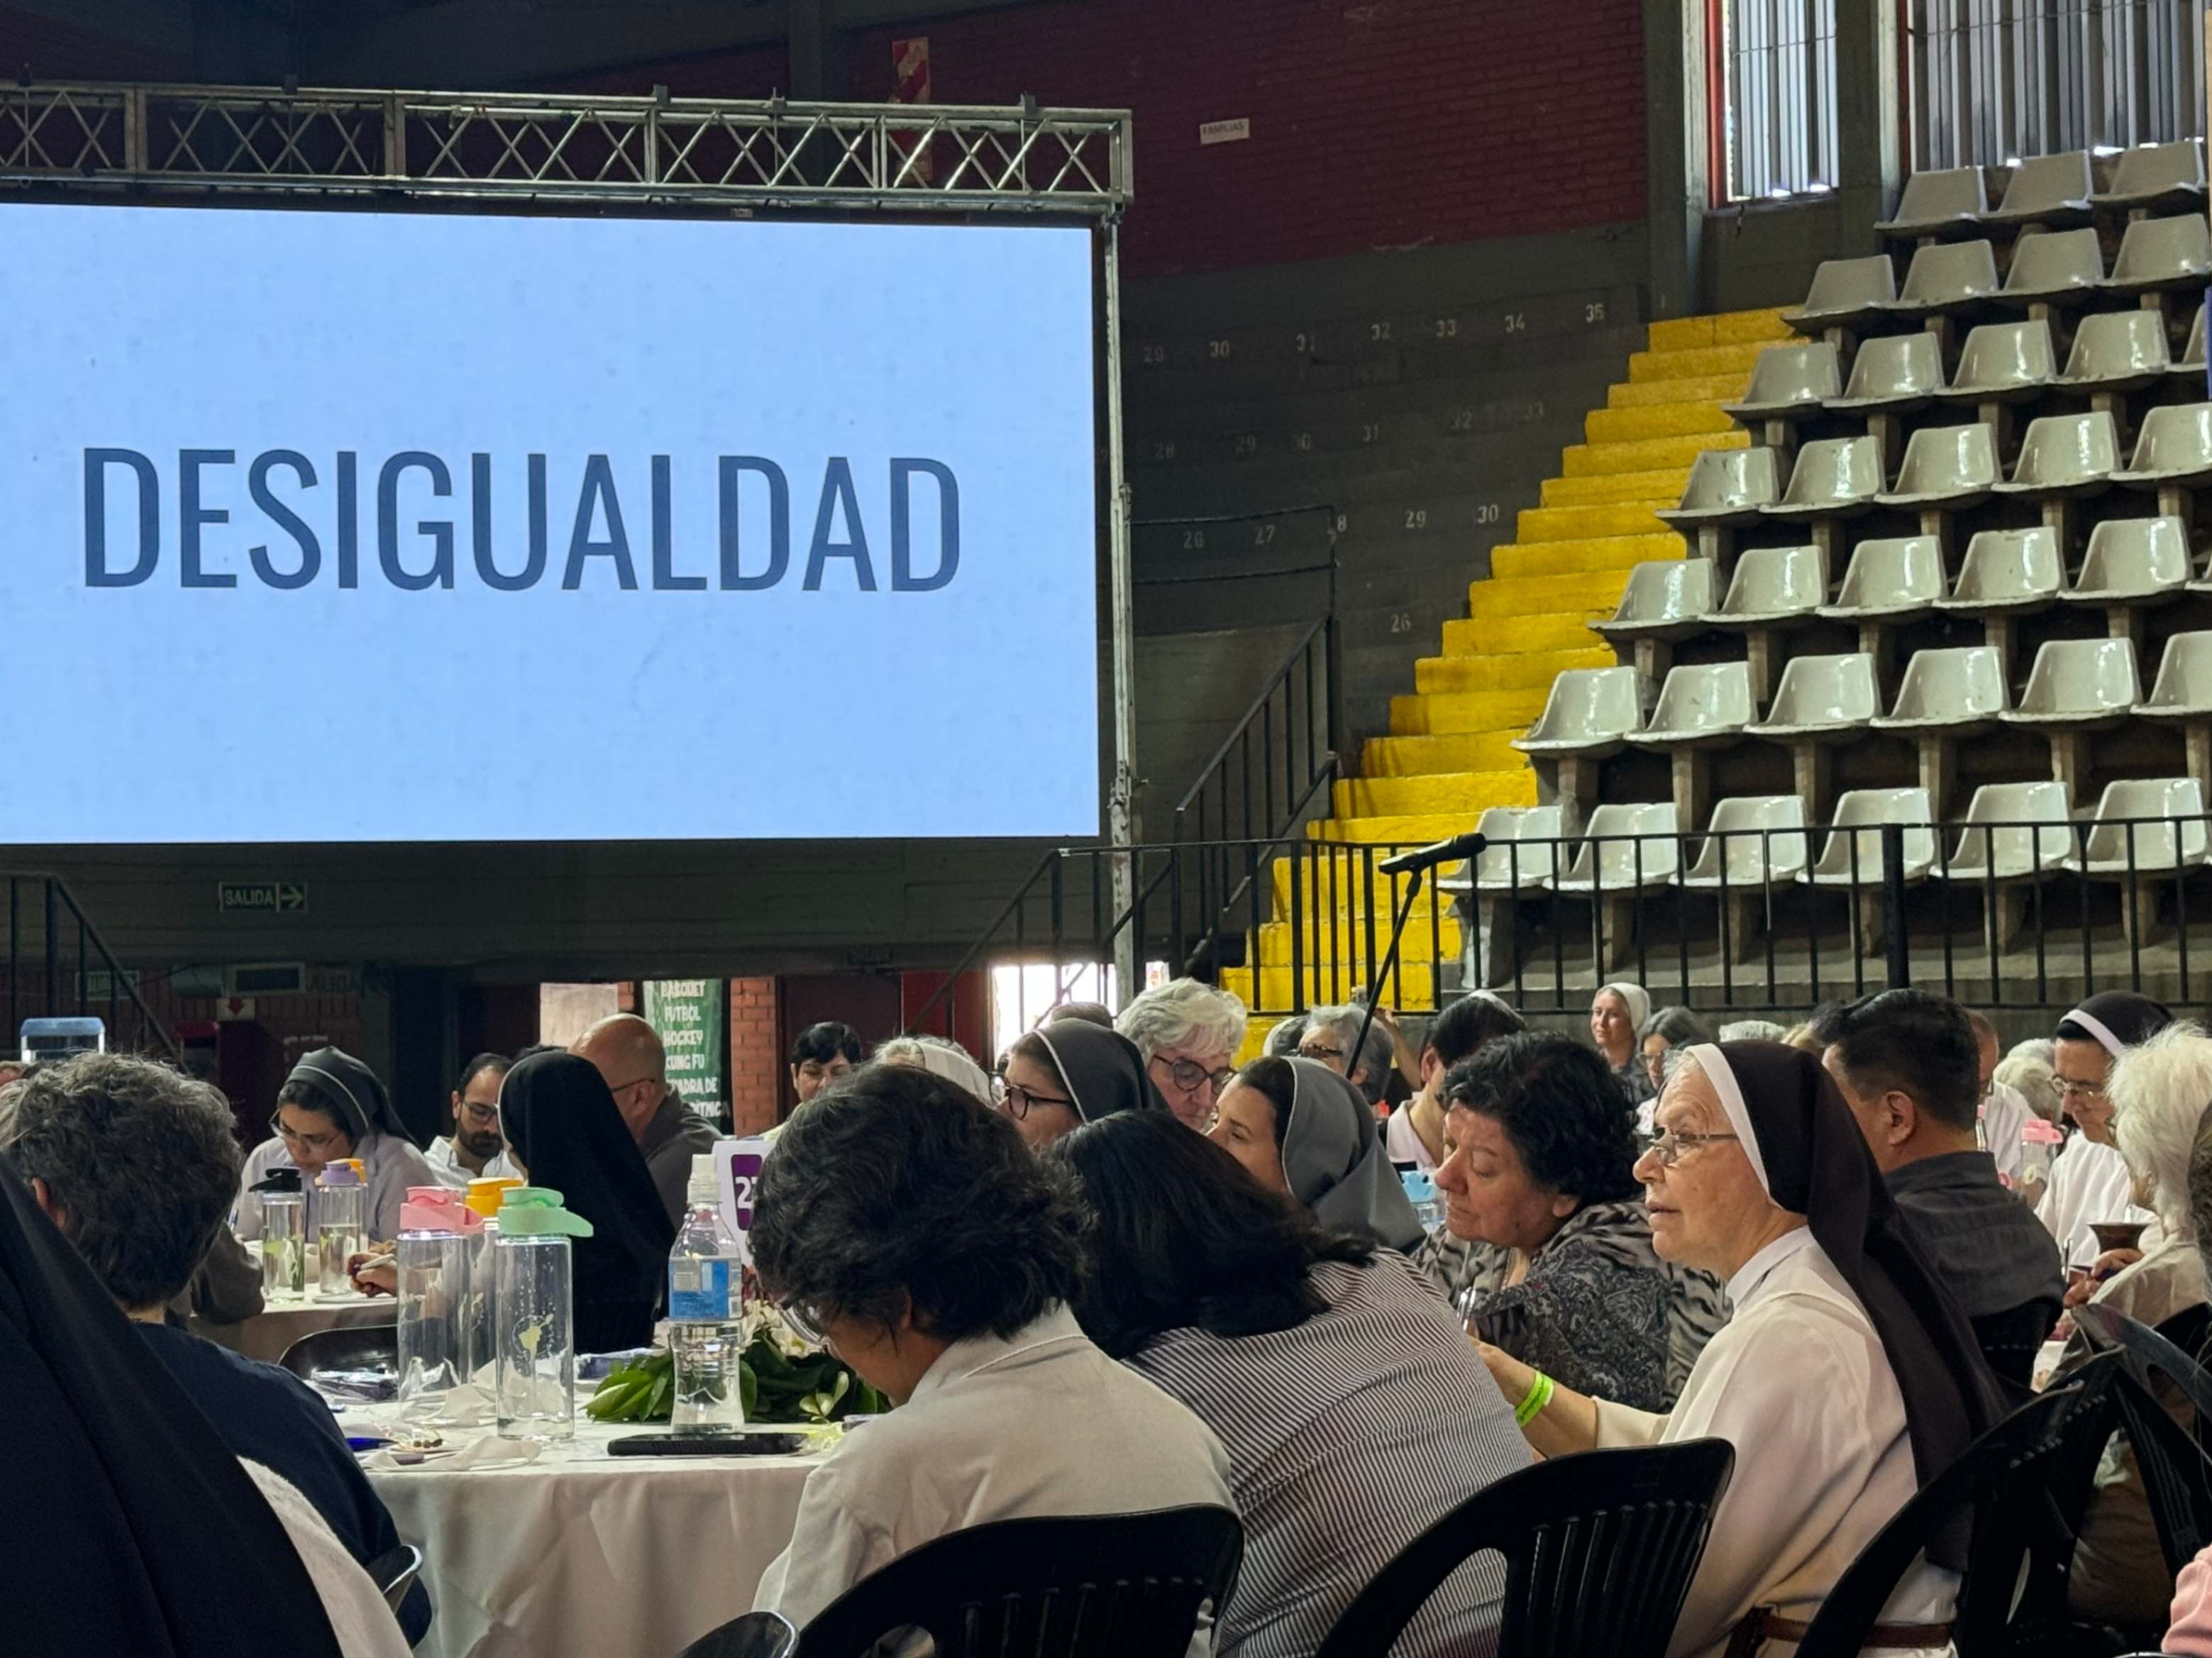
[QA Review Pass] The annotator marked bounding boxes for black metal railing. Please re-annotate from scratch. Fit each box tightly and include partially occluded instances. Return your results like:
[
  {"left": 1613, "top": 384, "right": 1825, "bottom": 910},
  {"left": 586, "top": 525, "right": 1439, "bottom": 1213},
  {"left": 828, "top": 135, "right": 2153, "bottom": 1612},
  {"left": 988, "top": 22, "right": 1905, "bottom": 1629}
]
[
  {"left": 908, "top": 807, "right": 2212, "bottom": 1033},
  {"left": 0, "top": 874, "right": 179, "bottom": 1059}
]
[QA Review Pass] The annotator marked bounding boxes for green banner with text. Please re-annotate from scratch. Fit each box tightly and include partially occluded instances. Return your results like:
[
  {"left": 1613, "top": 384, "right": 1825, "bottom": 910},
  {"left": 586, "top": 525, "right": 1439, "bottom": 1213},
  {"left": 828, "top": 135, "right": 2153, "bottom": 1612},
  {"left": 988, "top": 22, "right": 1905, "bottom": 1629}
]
[{"left": 643, "top": 979, "right": 726, "bottom": 1125}]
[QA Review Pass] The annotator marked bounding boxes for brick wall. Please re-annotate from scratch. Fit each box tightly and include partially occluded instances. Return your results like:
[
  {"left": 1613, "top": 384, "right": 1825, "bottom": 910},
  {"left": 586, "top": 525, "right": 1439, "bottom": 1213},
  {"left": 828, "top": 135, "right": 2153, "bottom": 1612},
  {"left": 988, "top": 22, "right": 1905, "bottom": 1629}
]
[
  {"left": 727, "top": 976, "right": 781, "bottom": 1134},
  {"left": 844, "top": 0, "right": 1649, "bottom": 276}
]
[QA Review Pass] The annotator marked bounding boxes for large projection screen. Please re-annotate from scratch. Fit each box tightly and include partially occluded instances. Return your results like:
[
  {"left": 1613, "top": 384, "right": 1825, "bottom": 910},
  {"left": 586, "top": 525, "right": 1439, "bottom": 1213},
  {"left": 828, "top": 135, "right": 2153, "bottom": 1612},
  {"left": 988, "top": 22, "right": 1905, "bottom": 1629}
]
[{"left": 0, "top": 201, "right": 1100, "bottom": 843}]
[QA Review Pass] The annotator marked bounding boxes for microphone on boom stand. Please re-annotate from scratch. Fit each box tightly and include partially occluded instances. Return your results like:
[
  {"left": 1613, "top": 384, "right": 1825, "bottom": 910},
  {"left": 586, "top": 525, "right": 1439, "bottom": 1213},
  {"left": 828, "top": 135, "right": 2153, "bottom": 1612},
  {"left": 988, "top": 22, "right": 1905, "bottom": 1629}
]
[{"left": 1348, "top": 831, "right": 1488, "bottom": 1081}]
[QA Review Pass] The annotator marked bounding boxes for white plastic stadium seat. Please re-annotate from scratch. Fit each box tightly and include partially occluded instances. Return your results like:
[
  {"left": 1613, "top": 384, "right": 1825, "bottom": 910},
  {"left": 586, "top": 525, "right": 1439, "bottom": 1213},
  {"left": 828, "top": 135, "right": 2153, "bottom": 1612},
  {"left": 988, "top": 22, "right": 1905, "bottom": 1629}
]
[
  {"left": 2062, "top": 778, "right": 2209, "bottom": 878},
  {"left": 2094, "top": 139, "right": 2206, "bottom": 212},
  {"left": 1991, "top": 411, "right": 2121, "bottom": 498},
  {"left": 1932, "top": 527, "right": 2064, "bottom": 617},
  {"left": 2113, "top": 404, "right": 2212, "bottom": 491},
  {"left": 1435, "top": 806, "right": 1566, "bottom": 896},
  {"left": 1677, "top": 795, "right": 1810, "bottom": 891},
  {"left": 1787, "top": 255, "right": 1899, "bottom": 333},
  {"left": 1550, "top": 802, "right": 1682, "bottom": 895},
  {"left": 1876, "top": 167, "right": 1987, "bottom": 239},
  {"left": 1765, "top": 436, "right": 1884, "bottom": 520},
  {"left": 1745, "top": 654, "right": 1882, "bottom": 740},
  {"left": 1513, "top": 667, "right": 1646, "bottom": 761},
  {"left": 1630, "top": 661, "right": 1755, "bottom": 753},
  {"left": 1985, "top": 151, "right": 2094, "bottom": 226},
  {"left": 2106, "top": 214, "right": 2212, "bottom": 295},
  {"left": 1820, "top": 537, "right": 1947, "bottom": 626},
  {"left": 1725, "top": 343, "right": 1842, "bottom": 424},
  {"left": 1870, "top": 646, "right": 2010, "bottom": 734},
  {"left": 2058, "top": 311, "right": 2173, "bottom": 392},
  {"left": 1943, "top": 782, "right": 2074, "bottom": 885},
  {"left": 2060, "top": 516, "right": 2191, "bottom": 609},
  {"left": 2000, "top": 637, "right": 2141, "bottom": 731},
  {"left": 1826, "top": 331, "right": 1945, "bottom": 416},
  {"left": 1800, "top": 789, "right": 1937, "bottom": 888},
  {"left": 2136, "top": 632, "right": 2212, "bottom": 722},
  {"left": 1659, "top": 447, "right": 1782, "bottom": 528},
  {"left": 1591, "top": 560, "right": 1716, "bottom": 647},
  {"left": 1993, "top": 228, "right": 2103, "bottom": 306},
  {"left": 1943, "top": 321, "right": 2057, "bottom": 404},
  {"left": 1888, "top": 241, "right": 2001, "bottom": 318},
  {"left": 1876, "top": 423, "right": 1999, "bottom": 510},
  {"left": 1707, "top": 544, "right": 1827, "bottom": 628}
]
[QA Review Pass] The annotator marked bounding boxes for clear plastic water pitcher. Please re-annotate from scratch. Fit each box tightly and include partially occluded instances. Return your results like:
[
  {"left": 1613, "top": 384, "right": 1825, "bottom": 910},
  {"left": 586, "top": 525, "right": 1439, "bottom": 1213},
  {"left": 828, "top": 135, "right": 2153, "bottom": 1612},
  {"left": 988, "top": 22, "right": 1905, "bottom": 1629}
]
[
  {"left": 493, "top": 1187, "right": 595, "bottom": 1442},
  {"left": 250, "top": 1168, "right": 308, "bottom": 1298},
  {"left": 315, "top": 1165, "right": 367, "bottom": 1300},
  {"left": 397, "top": 1186, "right": 485, "bottom": 1414}
]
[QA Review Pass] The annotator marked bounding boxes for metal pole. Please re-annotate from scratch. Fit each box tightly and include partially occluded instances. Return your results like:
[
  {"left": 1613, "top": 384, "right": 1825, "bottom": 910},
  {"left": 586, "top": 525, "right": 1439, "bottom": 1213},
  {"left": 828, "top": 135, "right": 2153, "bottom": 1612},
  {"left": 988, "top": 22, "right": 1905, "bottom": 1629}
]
[{"left": 1103, "top": 211, "right": 1139, "bottom": 1007}]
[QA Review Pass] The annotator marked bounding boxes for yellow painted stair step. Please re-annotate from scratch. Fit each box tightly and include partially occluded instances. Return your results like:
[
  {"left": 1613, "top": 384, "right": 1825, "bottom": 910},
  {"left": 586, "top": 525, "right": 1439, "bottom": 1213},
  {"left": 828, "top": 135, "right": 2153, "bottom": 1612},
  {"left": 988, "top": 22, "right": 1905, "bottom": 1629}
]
[
  {"left": 1542, "top": 468, "right": 1692, "bottom": 508},
  {"left": 1415, "top": 646, "right": 1615, "bottom": 695},
  {"left": 1585, "top": 402, "right": 1738, "bottom": 443},
  {"left": 1257, "top": 916, "right": 1463, "bottom": 966},
  {"left": 1310, "top": 792, "right": 1539, "bottom": 846},
  {"left": 1335, "top": 768, "right": 1544, "bottom": 819},
  {"left": 1627, "top": 340, "right": 1771, "bottom": 382},
  {"left": 1438, "top": 613, "right": 1599, "bottom": 655},
  {"left": 1561, "top": 429, "right": 1747, "bottom": 477},
  {"left": 1606, "top": 373, "right": 1749, "bottom": 410},
  {"left": 1232, "top": 961, "right": 1442, "bottom": 1012},
  {"left": 1516, "top": 502, "right": 1669, "bottom": 543},
  {"left": 1390, "top": 687, "right": 1552, "bottom": 735},
  {"left": 1361, "top": 729, "right": 1527, "bottom": 776},
  {"left": 1267, "top": 859, "right": 1457, "bottom": 918},
  {"left": 1646, "top": 309, "right": 1792, "bottom": 352},
  {"left": 1464, "top": 570, "right": 1629, "bottom": 619},
  {"left": 1492, "top": 532, "right": 1684, "bottom": 580}
]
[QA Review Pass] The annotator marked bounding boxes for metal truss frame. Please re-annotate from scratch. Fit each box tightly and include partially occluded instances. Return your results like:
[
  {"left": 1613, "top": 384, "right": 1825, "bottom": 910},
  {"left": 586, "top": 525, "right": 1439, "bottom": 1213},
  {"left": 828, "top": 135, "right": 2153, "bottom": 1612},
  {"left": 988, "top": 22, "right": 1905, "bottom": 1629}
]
[{"left": 0, "top": 82, "right": 1132, "bottom": 214}]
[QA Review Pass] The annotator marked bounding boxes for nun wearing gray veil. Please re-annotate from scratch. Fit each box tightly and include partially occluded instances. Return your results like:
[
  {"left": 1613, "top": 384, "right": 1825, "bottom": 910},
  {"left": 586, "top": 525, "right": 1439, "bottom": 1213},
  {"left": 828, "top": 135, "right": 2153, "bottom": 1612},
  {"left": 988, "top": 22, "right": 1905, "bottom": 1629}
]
[{"left": 1209, "top": 1056, "right": 1426, "bottom": 1251}]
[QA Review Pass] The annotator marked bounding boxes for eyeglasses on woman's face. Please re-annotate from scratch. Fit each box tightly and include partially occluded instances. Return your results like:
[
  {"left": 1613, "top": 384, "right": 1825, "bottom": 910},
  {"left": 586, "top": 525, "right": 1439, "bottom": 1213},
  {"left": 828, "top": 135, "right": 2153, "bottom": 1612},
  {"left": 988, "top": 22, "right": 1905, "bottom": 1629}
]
[
  {"left": 1152, "top": 1053, "right": 1235, "bottom": 1098},
  {"left": 270, "top": 1110, "right": 344, "bottom": 1155},
  {"left": 991, "top": 1074, "right": 1075, "bottom": 1121},
  {"left": 1643, "top": 1127, "right": 1740, "bottom": 1168}
]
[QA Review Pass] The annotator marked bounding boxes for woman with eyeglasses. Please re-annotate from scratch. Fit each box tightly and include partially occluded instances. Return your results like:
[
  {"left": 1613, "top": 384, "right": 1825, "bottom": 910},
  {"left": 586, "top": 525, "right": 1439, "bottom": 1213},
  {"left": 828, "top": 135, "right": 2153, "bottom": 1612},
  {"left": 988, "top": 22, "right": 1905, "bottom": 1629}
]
[
  {"left": 1480, "top": 1041, "right": 2001, "bottom": 1658},
  {"left": 991, "top": 1020, "right": 1165, "bottom": 1151},
  {"left": 1115, "top": 978, "right": 1247, "bottom": 1131},
  {"left": 748, "top": 1065, "right": 1233, "bottom": 1647},
  {"left": 2038, "top": 990, "right": 2169, "bottom": 1275},
  {"left": 236, "top": 1047, "right": 436, "bottom": 1244},
  {"left": 1427, "top": 1034, "right": 1724, "bottom": 1412}
]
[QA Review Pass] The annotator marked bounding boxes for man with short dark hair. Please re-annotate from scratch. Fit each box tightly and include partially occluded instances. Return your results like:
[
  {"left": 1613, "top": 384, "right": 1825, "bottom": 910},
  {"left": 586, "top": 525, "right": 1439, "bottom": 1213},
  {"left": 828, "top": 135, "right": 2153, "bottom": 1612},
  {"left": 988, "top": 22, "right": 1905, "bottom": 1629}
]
[
  {"left": 0, "top": 1052, "right": 431, "bottom": 1643},
  {"left": 1818, "top": 989, "right": 2064, "bottom": 1384},
  {"left": 1383, "top": 993, "right": 1525, "bottom": 1171}
]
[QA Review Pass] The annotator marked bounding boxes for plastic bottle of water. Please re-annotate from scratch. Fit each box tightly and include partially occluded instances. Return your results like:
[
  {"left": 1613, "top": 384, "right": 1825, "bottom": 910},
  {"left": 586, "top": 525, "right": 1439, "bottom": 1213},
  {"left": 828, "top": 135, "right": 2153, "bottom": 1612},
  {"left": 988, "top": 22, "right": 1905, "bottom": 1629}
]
[
  {"left": 668, "top": 1152, "right": 748, "bottom": 1430},
  {"left": 1402, "top": 1168, "right": 1446, "bottom": 1233}
]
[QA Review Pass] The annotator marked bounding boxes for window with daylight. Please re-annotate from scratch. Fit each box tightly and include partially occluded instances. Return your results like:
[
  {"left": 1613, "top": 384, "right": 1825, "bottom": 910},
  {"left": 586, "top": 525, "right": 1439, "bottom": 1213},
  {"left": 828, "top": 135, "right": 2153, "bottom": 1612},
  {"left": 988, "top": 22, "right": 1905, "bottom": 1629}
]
[
  {"left": 1714, "top": 0, "right": 1842, "bottom": 200},
  {"left": 1909, "top": 0, "right": 2209, "bottom": 170}
]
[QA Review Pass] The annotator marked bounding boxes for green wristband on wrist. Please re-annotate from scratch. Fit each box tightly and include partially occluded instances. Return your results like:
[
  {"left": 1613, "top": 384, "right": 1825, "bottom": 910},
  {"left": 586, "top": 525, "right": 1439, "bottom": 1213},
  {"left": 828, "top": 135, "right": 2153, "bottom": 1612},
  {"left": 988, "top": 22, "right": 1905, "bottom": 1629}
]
[{"left": 1514, "top": 1369, "right": 1554, "bottom": 1427}]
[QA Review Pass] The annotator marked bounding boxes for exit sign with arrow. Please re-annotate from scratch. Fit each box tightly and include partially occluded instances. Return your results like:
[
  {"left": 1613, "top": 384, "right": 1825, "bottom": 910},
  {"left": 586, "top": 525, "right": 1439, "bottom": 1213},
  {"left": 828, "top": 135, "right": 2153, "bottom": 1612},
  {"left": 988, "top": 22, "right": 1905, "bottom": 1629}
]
[{"left": 218, "top": 881, "right": 307, "bottom": 914}]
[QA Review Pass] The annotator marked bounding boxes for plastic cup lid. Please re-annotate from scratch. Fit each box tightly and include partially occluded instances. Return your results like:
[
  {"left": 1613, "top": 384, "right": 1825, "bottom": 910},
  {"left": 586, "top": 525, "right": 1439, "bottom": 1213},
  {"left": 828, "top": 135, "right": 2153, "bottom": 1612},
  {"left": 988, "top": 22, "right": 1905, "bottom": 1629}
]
[
  {"left": 465, "top": 1176, "right": 524, "bottom": 1218},
  {"left": 316, "top": 1164, "right": 364, "bottom": 1188},
  {"left": 399, "top": 1186, "right": 485, "bottom": 1234},
  {"left": 496, "top": 1186, "right": 596, "bottom": 1239}
]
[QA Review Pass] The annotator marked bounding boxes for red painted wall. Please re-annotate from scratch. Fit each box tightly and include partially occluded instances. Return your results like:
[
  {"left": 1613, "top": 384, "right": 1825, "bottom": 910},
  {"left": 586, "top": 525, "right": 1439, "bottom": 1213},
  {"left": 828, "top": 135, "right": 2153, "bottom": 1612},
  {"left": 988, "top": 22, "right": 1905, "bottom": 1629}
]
[{"left": 844, "top": 0, "right": 1650, "bottom": 275}]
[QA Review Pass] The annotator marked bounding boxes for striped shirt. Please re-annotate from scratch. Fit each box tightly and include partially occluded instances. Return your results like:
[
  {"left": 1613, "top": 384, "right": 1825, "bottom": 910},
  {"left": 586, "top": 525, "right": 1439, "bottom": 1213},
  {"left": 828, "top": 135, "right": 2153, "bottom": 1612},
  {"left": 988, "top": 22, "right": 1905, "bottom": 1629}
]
[{"left": 1127, "top": 1252, "right": 1530, "bottom": 1658}]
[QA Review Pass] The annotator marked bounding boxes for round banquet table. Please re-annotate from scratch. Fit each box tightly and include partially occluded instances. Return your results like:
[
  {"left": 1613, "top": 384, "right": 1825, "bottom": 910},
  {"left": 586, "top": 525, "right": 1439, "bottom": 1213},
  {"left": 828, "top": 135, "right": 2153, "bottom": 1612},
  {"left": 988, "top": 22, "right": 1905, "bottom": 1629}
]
[
  {"left": 193, "top": 1288, "right": 397, "bottom": 1364},
  {"left": 361, "top": 1417, "right": 818, "bottom": 1658}
]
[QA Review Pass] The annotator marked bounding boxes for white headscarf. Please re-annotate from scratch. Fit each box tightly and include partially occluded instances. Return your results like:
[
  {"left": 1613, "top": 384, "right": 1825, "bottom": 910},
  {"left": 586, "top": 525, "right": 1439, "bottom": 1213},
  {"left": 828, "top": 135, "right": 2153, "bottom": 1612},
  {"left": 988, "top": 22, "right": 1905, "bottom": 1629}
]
[{"left": 1598, "top": 983, "right": 1652, "bottom": 1041}]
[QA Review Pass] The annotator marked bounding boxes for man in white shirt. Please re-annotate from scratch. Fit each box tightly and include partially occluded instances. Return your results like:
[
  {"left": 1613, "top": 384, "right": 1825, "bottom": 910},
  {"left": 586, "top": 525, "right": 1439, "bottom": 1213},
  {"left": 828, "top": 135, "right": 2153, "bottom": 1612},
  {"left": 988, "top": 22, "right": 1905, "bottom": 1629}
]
[
  {"left": 1964, "top": 1009, "right": 2031, "bottom": 1190},
  {"left": 422, "top": 1051, "right": 519, "bottom": 1188},
  {"left": 1381, "top": 991, "right": 1526, "bottom": 1173}
]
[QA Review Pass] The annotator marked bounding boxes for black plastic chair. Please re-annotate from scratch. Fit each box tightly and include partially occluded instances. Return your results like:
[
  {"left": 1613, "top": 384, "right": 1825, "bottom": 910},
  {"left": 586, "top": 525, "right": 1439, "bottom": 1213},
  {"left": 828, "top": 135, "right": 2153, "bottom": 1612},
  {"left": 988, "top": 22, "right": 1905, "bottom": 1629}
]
[
  {"left": 1972, "top": 1298, "right": 2061, "bottom": 1393},
  {"left": 682, "top": 1506, "right": 1242, "bottom": 1658},
  {"left": 364, "top": 1542, "right": 423, "bottom": 1615},
  {"left": 2075, "top": 1303, "right": 2212, "bottom": 1576},
  {"left": 277, "top": 1322, "right": 397, "bottom": 1381},
  {"left": 675, "top": 1611, "right": 795, "bottom": 1658},
  {"left": 1312, "top": 1438, "right": 1735, "bottom": 1658},
  {"left": 1793, "top": 1364, "right": 2121, "bottom": 1658}
]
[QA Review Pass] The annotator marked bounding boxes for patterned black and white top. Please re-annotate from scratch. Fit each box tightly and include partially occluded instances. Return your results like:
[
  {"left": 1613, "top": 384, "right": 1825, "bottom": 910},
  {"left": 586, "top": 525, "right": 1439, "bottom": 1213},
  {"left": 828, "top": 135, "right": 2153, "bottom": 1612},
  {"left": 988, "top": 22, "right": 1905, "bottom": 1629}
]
[
  {"left": 1125, "top": 1252, "right": 1530, "bottom": 1658},
  {"left": 1417, "top": 1201, "right": 1727, "bottom": 1412}
]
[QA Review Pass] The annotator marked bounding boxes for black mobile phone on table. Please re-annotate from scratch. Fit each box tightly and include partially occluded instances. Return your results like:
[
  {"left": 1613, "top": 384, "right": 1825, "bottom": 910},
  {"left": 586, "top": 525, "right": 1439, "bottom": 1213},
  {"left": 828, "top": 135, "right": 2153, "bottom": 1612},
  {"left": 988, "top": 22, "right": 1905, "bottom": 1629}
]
[{"left": 609, "top": 1430, "right": 809, "bottom": 1457}]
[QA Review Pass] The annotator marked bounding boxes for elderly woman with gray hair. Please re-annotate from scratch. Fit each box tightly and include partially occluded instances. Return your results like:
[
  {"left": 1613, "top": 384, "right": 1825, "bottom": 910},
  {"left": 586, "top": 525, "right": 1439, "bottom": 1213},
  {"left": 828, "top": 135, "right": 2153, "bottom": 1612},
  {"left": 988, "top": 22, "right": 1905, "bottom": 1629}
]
[
  {"left": 1115, "top": 978, "right": 1249, "bottom": 1131},
  {"left": 1295, "top": 1005, "right": 1397, "bottom": 1107},
  {"left": 2052, "top": 1020, "right": 2212, "bottom": 1629}
]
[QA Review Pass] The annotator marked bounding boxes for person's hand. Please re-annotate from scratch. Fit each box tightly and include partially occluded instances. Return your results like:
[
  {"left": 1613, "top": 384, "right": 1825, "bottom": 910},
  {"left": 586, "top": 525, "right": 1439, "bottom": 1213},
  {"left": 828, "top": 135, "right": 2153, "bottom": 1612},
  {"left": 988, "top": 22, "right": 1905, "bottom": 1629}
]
[
  {"left": 2090, "top": 1246, "right": 2143, "bottom": 1279},
  {"left": 1369, "top": 1005, "right": 1422, "bottom": 1086},
  {"left": 347, "top": 1251, "right": 397, "bottom": 1297},
  {"left": 1474, "top": 1338, "right": 1536, "bottom": 1408}
]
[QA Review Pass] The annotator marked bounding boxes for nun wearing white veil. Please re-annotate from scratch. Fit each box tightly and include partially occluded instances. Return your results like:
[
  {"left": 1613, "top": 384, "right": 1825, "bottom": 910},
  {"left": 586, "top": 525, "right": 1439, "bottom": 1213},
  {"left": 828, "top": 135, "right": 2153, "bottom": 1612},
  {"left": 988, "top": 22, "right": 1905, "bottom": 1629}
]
[{"left": 1479, "top": 1041, "right": 2002, "bottom": 1658}]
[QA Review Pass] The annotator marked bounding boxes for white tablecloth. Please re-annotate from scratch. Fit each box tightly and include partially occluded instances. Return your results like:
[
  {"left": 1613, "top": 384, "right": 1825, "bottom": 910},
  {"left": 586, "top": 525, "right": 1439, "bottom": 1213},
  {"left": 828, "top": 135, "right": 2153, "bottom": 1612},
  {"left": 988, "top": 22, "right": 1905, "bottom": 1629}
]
[
  {"left": 363, "top": 1419, "right": 819, "bottom": 1658},
  {"left": 194, "top": 1291, "right": 397, "bottom": 1364}
]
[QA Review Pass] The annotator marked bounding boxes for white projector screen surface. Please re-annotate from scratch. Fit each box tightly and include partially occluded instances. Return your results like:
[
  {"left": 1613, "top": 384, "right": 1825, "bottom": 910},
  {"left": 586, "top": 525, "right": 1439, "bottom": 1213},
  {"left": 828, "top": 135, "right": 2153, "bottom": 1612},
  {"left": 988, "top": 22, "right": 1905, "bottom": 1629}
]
[{"left": 0, "top": 202, "right": 1099, "bottom": 842}]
